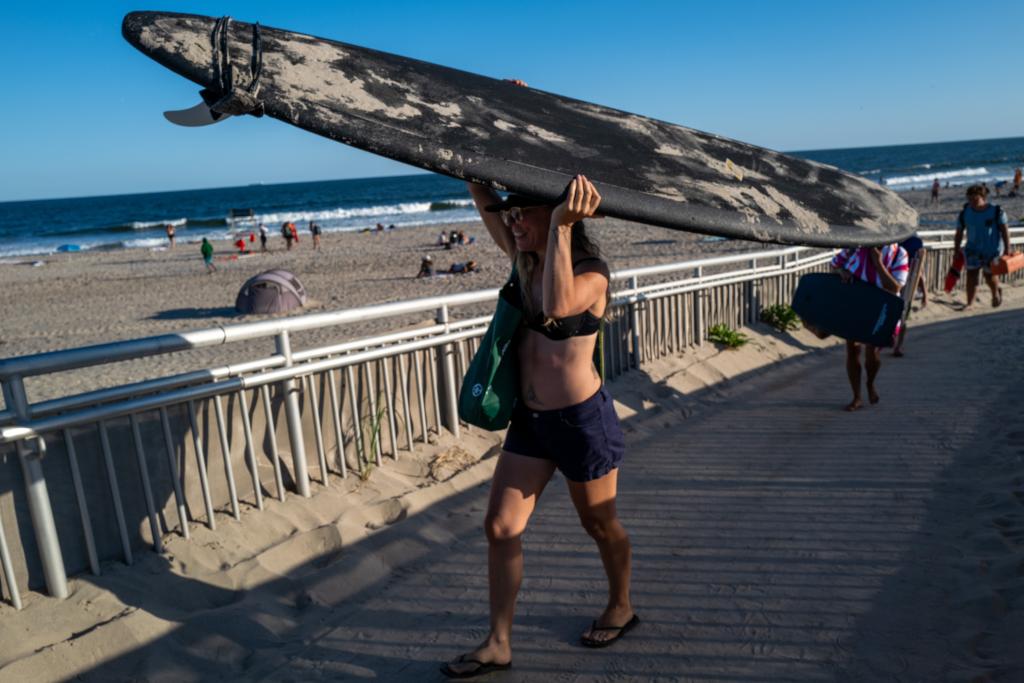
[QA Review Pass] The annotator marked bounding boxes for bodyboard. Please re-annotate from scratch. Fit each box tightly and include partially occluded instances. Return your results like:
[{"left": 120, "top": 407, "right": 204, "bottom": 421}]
[
  {"left": 121, "top": 11, "right": 918, "bottom": 248},
  {"left": 792, "top": 272, "right": 904, "bottom": 347}
]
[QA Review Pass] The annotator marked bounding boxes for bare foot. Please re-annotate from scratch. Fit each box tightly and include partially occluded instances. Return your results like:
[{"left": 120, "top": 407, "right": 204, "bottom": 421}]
[
  {"left": 443, "top": 640, "right": 511, "bottom": 678},
  {"left": 868, "top": 387, "right": 880, "bottom": 404},
  {"left": 844, "top": 398, "right": 863, "bottom": 412}
]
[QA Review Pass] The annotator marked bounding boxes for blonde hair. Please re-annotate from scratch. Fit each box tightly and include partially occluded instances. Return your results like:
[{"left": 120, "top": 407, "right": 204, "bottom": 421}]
[{"left": 514, "top": 220, "right": 610, "bottom": 323}]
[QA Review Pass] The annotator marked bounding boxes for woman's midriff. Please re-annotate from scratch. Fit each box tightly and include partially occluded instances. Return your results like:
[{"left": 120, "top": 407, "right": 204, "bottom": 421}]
[{"left": 517, "top": 328, "right": 601, "bottom": 411}]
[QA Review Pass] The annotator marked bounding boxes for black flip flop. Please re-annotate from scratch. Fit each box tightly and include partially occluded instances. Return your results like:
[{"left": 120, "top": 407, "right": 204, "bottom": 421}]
[
  {"left": 580, "top": 613, "right": 640, "bottom": 648},
  {"left": 440, "top": 654, "right": 512, "bottom": 679}
]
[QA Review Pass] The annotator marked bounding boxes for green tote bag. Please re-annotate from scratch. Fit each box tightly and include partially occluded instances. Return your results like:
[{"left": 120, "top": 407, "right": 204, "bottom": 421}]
[{"left": 458, "top": 273, "right": 523, "bottom": 430}]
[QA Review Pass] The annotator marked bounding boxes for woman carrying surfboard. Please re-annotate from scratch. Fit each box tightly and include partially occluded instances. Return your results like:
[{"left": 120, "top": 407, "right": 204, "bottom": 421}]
[{"left": 442, "top": 176, "right": 637, "bottom": 678}]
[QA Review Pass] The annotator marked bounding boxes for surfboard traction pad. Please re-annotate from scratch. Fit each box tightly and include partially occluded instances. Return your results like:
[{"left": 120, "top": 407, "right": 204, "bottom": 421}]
[
  {"left": 792, "top": 272, "right": 905, "bottom": 347},
  {"left": 123, "top": 11, "right": 918, "bottom": 248}
]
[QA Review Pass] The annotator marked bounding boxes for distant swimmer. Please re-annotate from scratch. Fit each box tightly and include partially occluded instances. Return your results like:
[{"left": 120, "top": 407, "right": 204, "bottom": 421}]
[
  {"left": 825, "top": 244, "right": 909, "bottom": 411},
  {"left": 954, "top": 184, "right": 1010, "bottom": 309}
]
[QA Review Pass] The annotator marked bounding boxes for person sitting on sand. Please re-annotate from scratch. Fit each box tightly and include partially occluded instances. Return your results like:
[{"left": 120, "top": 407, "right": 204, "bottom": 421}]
[
  {"left": 823, "top": 244, "right": 909, "bottom": 411},
  {"left": 953, "top": 184, "right": 1010, "bottom": 310},
  {"left": 416, "top": 254, "right": 435, "bottom": 278},
  {"left": 200, "top": 237, "right": 216, "bottom": 273},
  {"left": 447, "top": 260, "right": 478, "bottom": 274},
  {"left": 442, "top": 175, "right": 636, "bottom": 678}
]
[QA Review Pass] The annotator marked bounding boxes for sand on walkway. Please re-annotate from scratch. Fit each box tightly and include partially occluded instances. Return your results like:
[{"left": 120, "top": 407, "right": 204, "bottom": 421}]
[{"left": 1, "top": 273, "right": 1022, "bottom": 681}]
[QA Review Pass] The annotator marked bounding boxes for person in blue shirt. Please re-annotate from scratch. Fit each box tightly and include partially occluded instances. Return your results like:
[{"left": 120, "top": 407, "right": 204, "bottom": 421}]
[{"left": 953, "top": 184, "right": 1011, "bottom": 308}]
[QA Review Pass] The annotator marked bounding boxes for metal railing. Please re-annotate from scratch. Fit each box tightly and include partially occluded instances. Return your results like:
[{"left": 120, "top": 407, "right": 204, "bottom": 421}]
[{"left": 1, "top": 227, "right": 1022, "bottom": 609}]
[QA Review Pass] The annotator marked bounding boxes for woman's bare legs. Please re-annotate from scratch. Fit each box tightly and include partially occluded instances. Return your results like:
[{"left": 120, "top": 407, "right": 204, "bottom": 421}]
[
  {"left": 445, "top": 451, "right": 556, "bottom": 675},
  {"left": 567, "top": 469, "right": 634, "bottom": 643}
]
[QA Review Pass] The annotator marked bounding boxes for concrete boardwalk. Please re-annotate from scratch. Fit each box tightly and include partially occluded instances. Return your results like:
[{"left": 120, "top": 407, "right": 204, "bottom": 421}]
[{"left": 9, "top": 298, "right": 1024, "bottom": 682}]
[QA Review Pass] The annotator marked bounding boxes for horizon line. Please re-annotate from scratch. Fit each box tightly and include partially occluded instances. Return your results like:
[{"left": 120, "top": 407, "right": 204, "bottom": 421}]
[{"left": 3, "top": 134, "right": 1022, "bottom": 205}]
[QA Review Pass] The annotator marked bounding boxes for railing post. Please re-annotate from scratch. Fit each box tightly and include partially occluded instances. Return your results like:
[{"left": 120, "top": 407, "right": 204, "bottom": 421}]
[
  {"left": 275, "top": 331, "right": 310, "bottom": 498},
  {"left": 694, "top": 267, "right": 705, "bottom": 346},
  {"left": 4, "top": 377, "right": 68, "bottom": 600},
  {"left": 748, "top": 258, "right": 759, "bottom": 324},
  {"left": 628, "top": 276, "right": 642, "bottom": 367},
  {"left": 0, "top": 505, "right": 22, "bottom": 609},
  {"left": 435, "top": 305, "right": 461, "bottom": 439}
]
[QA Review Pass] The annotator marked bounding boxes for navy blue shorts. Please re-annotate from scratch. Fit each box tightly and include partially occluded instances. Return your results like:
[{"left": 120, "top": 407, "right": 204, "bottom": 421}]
[{"left": 503, "top": 386, "right": 625, "bottom": 482}]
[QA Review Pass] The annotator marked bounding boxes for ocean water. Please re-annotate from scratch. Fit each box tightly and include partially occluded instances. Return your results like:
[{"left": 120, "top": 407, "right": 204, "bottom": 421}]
[
  {"left": 795, "top": 136, "right": 1024, "bottom": 192},
  {"left": 0, "top": 175, "right": 477, "bottom": 259},
  {"left": 1, "top": 136, "right": 1022, "bottom": 258}
]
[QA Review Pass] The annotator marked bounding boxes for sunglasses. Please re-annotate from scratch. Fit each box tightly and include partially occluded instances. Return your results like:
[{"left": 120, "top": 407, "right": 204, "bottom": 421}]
[{"left": 499, "top": 205, "right": 545, "bottom": 227}]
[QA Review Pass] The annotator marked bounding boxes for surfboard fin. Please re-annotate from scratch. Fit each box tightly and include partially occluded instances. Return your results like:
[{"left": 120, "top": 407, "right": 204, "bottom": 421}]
[{"left": 163, "top": 101, "right": 232, "bottom": 127}]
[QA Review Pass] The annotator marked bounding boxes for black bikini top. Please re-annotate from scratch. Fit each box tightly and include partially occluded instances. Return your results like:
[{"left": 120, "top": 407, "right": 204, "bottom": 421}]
[{"left": 500, "top": 259, "right": 603, "bottom": 341}]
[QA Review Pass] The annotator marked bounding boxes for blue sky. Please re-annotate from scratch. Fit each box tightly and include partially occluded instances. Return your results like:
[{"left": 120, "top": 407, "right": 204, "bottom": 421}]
[{"left": 0, "top": 1, "right": 1020, "bottom": 201}]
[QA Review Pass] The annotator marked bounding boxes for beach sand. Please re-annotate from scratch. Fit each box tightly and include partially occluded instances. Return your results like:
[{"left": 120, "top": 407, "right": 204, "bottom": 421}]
[
  {"left": 0, "top": 216, "right": 765, "bottom": 403},
  {"left": 2, "top": 187, "right": 1023, "bottom": 680}
]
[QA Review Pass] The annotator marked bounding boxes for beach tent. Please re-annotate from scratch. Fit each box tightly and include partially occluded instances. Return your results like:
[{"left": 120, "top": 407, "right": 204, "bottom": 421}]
[{"left": 235, "top": 269, "right": 308, "bottom": 314}]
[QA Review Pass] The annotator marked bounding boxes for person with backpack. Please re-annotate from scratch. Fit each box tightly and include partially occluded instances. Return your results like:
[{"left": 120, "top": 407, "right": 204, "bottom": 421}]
[{"left": 953, "top": 184, "right": 1011, "bottom": 309}]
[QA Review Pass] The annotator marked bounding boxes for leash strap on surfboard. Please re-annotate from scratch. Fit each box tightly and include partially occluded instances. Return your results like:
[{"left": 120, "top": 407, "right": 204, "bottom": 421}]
[{"left": 204, "top": 16, "right": 265, "bottom": 118}]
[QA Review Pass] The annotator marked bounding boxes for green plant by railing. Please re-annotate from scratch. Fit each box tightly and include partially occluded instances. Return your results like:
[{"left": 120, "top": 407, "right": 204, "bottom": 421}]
[
  {"left": 759, "top": 304, "right": 801, "bottom": 332},
  {"left": 356, "top": 391, "right": 388, "bottom": 480},
  {"left": 707, "top": 323, "right": 749, "bottom": 348}
]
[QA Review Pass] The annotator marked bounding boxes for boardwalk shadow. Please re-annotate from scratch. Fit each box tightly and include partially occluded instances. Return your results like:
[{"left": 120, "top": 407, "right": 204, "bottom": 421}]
[{"left": 149, "top": 307, "right": 239, "bottom": 320}]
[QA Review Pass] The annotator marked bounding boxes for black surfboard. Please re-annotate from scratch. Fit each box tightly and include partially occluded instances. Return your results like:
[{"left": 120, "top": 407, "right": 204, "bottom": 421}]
[
  {"left": 792, "top": 272, "right": 904, "bottom": 347},
  {"left": 122, "top": 11, "right": 918, "bottom": 247}
]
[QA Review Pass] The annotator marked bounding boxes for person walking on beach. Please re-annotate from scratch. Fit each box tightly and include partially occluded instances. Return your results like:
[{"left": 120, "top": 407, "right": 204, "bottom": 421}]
[
  {"left": 258, "top": 223, "right": 268, "bottom": 252},
  {"left": 200, "top": 237, "right": 216, "bottom": 273},
  {"left": 931, "top": 178, "right": 940, "bottom": 204},
  {"left": 954, "top": 184, "right": 1011, "bottom": 309},
  {"left": 1012, "top": 167, "right": 1022, "bottom": 197},
  {"left": 165, "top": 223, "right": 176, "bottom": 248},
  {"left": 282, "top": 222, "right": 298, "bottom": 251},
  {"left": 309, "top": 220, "right": 322, "bottom": 251},
  {"left": 829, "top": 244, "right": 909, "bottom": 411},
  {"left": 442, "top": 175, "right": 636, "bottom": 678}
]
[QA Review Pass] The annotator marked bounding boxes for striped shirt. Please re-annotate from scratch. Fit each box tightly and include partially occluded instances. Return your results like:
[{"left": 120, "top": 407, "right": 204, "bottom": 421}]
[{"left": 830, "top": 245, "right": 909, "bottom": 291}]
